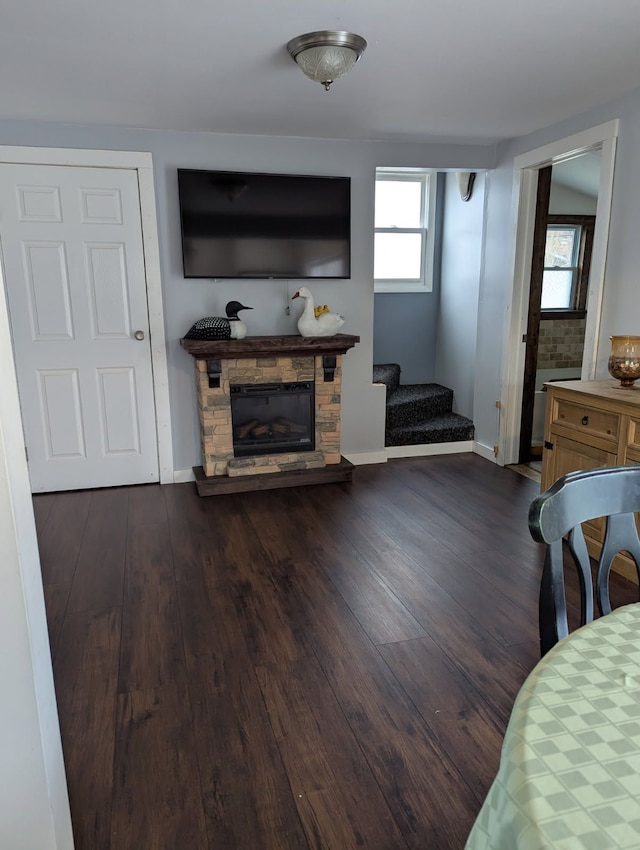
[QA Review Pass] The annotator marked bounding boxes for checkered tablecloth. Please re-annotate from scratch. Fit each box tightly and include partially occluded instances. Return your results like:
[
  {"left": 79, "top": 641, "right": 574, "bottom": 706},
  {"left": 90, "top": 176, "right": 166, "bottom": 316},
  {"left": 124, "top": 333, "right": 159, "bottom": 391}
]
[{"left": 465, "top": 604, "right": 640, "bottom": 850}]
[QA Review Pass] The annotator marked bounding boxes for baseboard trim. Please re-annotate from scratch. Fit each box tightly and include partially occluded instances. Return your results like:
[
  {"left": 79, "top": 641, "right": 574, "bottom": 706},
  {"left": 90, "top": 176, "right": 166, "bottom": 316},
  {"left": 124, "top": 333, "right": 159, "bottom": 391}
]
[
  {"left": 178, "top": 441, "right": 493, "bottom": 477},
  {"left": 342, "top": 451, "right": 388, "bottom": 466},
  {"left": 472, "top": 442, "right": 499, "bottom": 463},
  {"left": 385, "top": 440, "right": 474, "bottom": 459}
]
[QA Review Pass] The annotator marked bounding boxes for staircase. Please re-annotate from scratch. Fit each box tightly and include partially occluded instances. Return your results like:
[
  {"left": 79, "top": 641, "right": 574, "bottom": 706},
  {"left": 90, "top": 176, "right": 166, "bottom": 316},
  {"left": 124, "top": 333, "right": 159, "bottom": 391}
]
[{"left": 373, "top": 363, "right": 475, "bottom": 447}]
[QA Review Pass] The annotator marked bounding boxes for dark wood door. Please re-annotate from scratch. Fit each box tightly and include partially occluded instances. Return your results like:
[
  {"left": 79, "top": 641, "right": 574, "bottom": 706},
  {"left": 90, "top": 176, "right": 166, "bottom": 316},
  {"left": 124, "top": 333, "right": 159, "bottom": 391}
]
[{"left": 519, "top": 165, "right": 552, "bottom": 463}]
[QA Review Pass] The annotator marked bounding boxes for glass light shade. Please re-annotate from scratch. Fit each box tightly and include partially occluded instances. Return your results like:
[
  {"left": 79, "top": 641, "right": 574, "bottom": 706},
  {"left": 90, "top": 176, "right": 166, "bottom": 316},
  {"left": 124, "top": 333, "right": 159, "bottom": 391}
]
[
  {"left": 294, "top": 46, "right": 359, "bottom": 87},
  {"left": 608, "top": 335, "right": 640, "bottom": 388},
  {"left": 287, "top": 31, "right": 367, "bottom": 91}
]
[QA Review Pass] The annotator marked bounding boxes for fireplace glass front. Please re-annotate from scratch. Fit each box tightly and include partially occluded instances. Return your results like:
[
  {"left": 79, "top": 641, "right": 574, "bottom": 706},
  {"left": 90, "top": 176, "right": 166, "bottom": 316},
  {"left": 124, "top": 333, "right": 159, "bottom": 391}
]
[{"left": 230, "top": 382, "right": 315, "bottom": 457}]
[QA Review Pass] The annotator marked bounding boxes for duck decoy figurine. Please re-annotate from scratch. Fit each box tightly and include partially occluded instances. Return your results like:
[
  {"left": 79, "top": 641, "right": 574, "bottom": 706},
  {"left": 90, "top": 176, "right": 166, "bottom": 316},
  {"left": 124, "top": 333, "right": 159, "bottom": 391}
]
[
  {"left": 184, "top": 301, "right": 253, "bottom": 340},
  {"left": 292, "top": 287, "right": 344, "bottom": 337}
]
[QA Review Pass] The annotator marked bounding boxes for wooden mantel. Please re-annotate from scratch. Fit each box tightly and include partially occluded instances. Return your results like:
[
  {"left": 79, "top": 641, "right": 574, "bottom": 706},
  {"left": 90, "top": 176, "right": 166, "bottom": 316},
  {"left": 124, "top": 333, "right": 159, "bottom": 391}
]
[{"left": 180, "top": 333, "right": 360, "bottom": 360}]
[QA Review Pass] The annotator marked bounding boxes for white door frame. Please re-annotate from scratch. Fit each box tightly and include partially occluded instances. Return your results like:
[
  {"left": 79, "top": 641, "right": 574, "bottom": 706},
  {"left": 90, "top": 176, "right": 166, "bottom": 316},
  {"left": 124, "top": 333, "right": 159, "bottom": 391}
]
[
  {"left": 0, "top": 251, "right": 73, "bottom": 845},
  {"left": 498, "top": 120, "right": 619, "bottom": 466},
  {"left": 0, "top": 146, "right": 173, "bottom": 485}
]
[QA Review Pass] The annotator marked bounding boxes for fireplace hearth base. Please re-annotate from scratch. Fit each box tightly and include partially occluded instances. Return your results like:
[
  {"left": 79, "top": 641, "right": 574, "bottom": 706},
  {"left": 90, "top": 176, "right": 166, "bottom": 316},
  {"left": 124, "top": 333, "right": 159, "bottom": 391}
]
[{"left": 193, "top": 457, "right": 354, "bottom": 496}]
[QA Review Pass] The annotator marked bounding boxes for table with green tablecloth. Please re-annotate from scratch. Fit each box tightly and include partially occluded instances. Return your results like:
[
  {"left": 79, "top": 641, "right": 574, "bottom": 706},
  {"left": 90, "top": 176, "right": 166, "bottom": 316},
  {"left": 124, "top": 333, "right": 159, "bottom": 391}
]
[{"left": 465, "top": 604, "right": 640, "bottom": 850}]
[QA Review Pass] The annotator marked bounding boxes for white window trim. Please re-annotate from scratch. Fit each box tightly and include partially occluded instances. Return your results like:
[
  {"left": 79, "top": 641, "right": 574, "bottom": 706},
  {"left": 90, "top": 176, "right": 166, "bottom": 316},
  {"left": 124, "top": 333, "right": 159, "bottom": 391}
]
[
  {"left": 542, "top": 223, "right": 581, "bottom": 310},
  {"left": 374, "top": 169, "right": 436, "bottom": 294}
]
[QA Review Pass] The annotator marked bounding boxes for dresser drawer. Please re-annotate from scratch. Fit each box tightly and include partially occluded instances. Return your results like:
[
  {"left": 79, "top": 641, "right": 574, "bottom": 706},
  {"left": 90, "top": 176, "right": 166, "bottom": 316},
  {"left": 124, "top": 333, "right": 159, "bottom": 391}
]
[{"left": 552, "top": 398, "right": 619, "bottom": 442}]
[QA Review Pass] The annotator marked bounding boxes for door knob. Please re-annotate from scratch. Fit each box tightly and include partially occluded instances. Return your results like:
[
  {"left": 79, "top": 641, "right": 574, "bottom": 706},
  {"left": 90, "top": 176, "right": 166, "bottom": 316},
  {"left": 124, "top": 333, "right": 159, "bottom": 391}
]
[{"left": 134, "top": 330, "right": 145, "bottom": 341}]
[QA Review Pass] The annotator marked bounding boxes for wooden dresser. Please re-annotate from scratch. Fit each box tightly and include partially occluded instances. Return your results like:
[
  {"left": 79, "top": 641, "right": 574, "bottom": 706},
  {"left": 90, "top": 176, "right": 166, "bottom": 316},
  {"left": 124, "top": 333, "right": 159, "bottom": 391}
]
[{"left": 541, "top": 379, "right": 640, "bottom": 581}]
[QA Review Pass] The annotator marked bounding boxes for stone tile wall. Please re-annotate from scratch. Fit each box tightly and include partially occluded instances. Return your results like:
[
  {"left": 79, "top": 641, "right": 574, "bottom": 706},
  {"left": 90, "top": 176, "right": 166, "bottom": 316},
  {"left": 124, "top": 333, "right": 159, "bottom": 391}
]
[
  {"left": 538, "top": 318, "right": 586, "bottom": 369},
  {"left": 195, "top": 355, "right": 342, "bottom": 477}
]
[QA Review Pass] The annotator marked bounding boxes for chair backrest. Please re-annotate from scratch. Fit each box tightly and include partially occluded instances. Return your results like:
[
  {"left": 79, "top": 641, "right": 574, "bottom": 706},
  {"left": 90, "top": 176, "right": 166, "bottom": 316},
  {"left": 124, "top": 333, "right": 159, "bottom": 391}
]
[{"left": 528, "top": 465, "right": 640, "bottom": 655}]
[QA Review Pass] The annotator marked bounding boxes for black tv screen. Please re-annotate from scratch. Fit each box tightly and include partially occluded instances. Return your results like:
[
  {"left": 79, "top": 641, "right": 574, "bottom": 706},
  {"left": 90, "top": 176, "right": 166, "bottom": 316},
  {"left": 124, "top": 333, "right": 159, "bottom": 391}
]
[{"left": 178, "top": 169, "right": 351, "bottom": 280}]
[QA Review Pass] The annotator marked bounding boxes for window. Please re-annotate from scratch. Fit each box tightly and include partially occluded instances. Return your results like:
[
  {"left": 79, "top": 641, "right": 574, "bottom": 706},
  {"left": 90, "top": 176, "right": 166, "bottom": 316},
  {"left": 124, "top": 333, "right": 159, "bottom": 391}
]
[
  {"left": 374, "top": 170, "right": 435, "bottom": 293},
  {"left": 541, "top": 215, "right": 595, "bottom": 316}
]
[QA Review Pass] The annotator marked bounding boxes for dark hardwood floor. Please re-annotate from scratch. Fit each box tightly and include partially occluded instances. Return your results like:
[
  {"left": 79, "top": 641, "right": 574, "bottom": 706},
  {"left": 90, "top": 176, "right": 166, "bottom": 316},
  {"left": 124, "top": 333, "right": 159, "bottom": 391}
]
[{"left": 32, "top": 454, "right": 638, "bottom": 850}]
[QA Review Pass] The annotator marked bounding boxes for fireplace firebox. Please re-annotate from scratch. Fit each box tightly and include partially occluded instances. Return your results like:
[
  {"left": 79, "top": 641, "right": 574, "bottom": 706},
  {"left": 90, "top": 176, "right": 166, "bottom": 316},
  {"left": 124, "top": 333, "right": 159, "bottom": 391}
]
[{"left": 230, "top": 381, "right": 315, "bottom": 457}]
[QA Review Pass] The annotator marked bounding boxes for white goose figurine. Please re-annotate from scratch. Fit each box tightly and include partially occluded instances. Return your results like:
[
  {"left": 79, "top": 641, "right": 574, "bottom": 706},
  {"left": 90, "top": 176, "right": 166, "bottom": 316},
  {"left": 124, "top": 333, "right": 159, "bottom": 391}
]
[{"left": 292, "top": 287, "right": 344, "bottom": 337}]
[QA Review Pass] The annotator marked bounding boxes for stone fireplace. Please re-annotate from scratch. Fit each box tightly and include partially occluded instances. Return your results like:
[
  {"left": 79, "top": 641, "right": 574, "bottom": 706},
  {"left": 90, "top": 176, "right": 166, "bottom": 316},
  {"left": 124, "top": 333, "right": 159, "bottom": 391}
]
[{"left": 181, "top": 334, "right": 359, "bottom": 495}]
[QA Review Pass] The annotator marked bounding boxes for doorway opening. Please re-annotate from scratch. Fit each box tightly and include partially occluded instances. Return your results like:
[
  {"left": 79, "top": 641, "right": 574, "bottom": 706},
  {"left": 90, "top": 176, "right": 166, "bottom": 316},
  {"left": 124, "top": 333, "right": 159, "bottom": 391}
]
[
  {"left": 519, "top": 152, "right": 601, "bottom": 466},
  {"left": 499, "top": 120, "right": 618, "bottom": 469},
  {"left": 372, "top": 169, "right": 482, "bottom": 455}
]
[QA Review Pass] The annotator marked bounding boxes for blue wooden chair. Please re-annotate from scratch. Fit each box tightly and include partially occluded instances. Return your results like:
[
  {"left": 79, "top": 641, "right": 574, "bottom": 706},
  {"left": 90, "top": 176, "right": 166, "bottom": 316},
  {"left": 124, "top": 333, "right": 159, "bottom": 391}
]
[{"left": 528, "top": 465, "right": 640, "bottom": 655}]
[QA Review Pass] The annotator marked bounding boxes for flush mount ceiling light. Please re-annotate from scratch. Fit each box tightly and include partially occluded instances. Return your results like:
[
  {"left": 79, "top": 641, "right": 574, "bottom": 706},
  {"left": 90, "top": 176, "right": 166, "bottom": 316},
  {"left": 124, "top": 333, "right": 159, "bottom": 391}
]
[{"left": 286, "top": 31, "right": 367, "bottom": 91}]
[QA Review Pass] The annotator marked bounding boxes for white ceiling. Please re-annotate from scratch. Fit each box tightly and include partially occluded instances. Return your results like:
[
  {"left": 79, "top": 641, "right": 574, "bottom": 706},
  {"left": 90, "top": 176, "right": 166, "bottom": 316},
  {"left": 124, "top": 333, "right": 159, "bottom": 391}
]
[
  {"left": 552, "top": 152, "right": 601, "bottom": 199},
  {"left": 2, "top": 0, "right": 640, "bottom": 144}
]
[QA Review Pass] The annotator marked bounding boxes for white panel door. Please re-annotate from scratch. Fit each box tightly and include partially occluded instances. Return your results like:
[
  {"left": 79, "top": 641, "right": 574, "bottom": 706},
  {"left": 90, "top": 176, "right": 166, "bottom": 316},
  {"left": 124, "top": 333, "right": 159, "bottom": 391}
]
[{"left": 0, "top": 163, "right": 159, "bottom": 491}]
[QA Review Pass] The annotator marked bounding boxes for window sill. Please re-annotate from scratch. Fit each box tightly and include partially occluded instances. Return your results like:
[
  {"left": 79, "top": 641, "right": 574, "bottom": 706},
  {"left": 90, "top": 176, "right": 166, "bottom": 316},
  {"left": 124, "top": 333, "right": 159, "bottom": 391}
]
[
  {"left": 541, "top": 309, "right": 586, "bottom": 321},
  {"left": 374, "top": 282, "right": 432, "bottom": 294}
]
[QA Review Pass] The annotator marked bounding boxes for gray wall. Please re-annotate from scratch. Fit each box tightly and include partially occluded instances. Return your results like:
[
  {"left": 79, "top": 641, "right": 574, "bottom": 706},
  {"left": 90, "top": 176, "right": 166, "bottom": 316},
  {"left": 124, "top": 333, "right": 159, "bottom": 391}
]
[
  {"left": 7, "top": 81, "right": 638, "bottom": 469},
  {"left": 475, "top": 83, "right": 640, "bottom": 454},
  {"left": 0, "top": 120, "right": 496, "bottom": 469},
  {"left": 372, "top": 291, "right": 439, "bottom": 384},
  {"left": 436, "top": 172, "right": 484, "bottom": 419}
]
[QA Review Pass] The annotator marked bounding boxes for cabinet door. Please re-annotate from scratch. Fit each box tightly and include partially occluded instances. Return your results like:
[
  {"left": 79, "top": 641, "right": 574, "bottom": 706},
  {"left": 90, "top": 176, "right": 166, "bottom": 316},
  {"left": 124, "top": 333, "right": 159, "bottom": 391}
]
[
  {"left": 543, "top": 434, "right": 617, "bottom": 541},
  {"left": 627, "top": 420, "right": 640, "bottom": 456}
]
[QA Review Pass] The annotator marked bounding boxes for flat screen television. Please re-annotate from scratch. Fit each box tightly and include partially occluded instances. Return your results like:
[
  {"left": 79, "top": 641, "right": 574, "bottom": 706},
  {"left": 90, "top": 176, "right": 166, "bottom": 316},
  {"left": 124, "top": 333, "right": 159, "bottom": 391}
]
[{"left": 177, "top": 169, "right": 351, "bottom": 279}]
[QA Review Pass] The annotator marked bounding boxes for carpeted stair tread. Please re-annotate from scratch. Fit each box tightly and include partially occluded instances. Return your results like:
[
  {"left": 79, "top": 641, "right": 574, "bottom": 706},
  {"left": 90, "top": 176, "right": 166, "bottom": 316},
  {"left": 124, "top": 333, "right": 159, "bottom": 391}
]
[
  {"left": 374, "top": 363, "right": 475, "bottom": 448},
  {"left": 373, "top": 363, "right": 401, "bottom": 397},
  {"left": 386, "top": 413, "right": 475, "bottom": 447},
  {"left": 385, "top": 383, "right": 453, "bottom": 429}
]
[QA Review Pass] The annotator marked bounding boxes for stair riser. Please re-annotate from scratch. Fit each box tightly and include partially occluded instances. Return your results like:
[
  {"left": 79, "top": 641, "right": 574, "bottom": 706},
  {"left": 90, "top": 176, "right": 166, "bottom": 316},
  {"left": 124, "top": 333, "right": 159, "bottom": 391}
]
[
  {"left": 373, "top": 364, "right": 401, "bottom": 396},
  {"left": 386, "top": 397, "right": 452, "bottom": 428},
  {"left": 386, "top": 423, "right": 475, "bottom": 447}
]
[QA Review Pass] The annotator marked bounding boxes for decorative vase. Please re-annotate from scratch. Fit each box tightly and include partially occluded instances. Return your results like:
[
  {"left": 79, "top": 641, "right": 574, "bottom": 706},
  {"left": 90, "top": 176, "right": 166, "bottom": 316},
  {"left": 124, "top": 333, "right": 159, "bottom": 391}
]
[{"left": 608, "top": 335, "right": 640, "bottom": 387}]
